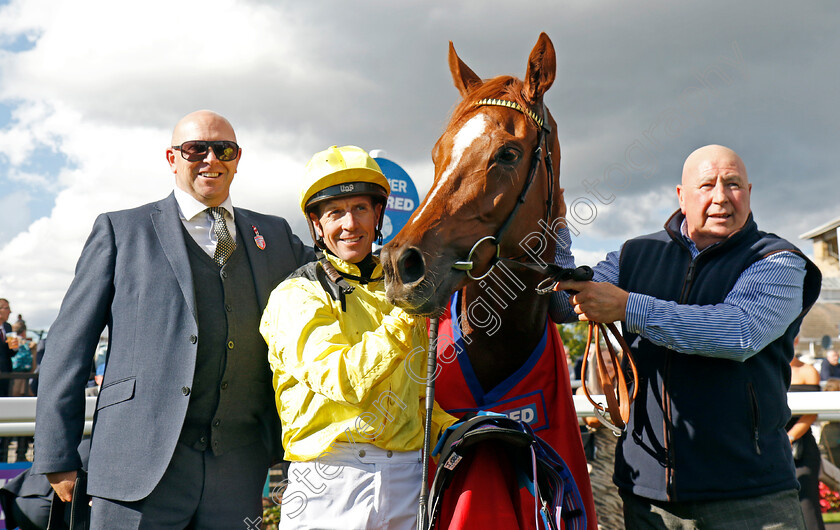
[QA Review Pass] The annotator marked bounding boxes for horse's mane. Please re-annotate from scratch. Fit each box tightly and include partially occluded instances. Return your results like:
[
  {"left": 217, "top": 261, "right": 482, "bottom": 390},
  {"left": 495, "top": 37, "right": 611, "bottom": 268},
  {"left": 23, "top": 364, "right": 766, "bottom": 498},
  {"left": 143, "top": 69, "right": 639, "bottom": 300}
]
[{"left": 451, "top": 75, "right": 533, "bottom": 124}]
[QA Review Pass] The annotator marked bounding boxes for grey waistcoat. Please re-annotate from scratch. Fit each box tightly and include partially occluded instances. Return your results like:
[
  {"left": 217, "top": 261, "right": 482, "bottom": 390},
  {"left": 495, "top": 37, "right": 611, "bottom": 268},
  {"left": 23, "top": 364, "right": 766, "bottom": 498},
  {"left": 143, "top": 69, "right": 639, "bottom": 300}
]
[{"left": 180, "top": 230, "right": 273, "bottom": 456}]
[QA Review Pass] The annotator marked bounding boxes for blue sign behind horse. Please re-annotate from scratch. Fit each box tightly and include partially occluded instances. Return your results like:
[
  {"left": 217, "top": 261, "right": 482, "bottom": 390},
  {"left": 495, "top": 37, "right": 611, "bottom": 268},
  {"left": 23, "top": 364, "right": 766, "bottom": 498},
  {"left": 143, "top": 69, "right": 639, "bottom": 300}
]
[{"left": 374, "top": 157, "right": 419, "bottom": 245}]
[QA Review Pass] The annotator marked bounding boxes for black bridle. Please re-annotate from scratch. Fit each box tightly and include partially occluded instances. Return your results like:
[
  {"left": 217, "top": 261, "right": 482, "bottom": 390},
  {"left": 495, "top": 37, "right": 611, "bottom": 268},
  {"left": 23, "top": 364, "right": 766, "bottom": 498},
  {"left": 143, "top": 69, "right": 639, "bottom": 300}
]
[
  {"left": 451, "top": 97, "right": 591, "bottom": 286},
  {"left": 442, "top": 99, "right": 638, "bottom": 438},
  {"left": 418, "top": 96, "right": 597, "bottom": 530}
]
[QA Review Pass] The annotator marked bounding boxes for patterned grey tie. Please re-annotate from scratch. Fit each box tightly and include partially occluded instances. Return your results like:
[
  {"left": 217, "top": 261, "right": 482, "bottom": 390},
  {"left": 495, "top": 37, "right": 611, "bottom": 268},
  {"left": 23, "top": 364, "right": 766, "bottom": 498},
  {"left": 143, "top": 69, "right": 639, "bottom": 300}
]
[{"left": 208, "top": 207, "right": 235, "bottom": 266}]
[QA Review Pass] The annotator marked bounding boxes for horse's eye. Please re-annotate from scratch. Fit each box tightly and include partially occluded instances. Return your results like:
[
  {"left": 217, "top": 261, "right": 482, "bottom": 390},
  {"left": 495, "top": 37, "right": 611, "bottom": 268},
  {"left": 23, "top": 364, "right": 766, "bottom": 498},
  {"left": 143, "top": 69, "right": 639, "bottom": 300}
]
[{"left": 497, "top": 147, "right": 520, "bottom": 164}]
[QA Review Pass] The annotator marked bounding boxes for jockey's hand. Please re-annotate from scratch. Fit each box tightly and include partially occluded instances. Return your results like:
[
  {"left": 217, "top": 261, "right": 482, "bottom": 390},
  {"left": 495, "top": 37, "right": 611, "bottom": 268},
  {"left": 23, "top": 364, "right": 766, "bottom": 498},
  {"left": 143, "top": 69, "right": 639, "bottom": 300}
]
[
  {"left": 47, "top": 470, "right": 77, "bottom": 503},
  {"left": 557, "top": 188, "right": 567, "bottom": 220},
  {"left": 554, "top": 280, "right": 628, "bottom": 323}
]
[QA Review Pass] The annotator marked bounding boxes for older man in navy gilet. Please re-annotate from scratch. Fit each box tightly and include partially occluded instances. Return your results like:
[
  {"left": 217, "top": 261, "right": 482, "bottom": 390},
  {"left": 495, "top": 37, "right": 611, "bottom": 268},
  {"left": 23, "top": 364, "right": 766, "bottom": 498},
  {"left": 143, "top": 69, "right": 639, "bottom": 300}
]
[{"left": 554, "top": 145, "right": 821, "bottom": 529}]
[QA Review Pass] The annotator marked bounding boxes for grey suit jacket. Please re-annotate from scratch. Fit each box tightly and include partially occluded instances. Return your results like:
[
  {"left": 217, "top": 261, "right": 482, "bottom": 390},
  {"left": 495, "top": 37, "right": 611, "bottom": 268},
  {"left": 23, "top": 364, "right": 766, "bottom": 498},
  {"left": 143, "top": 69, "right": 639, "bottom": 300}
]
[{"left": 33, "top": 193, "right": 314, "bottom": 501}]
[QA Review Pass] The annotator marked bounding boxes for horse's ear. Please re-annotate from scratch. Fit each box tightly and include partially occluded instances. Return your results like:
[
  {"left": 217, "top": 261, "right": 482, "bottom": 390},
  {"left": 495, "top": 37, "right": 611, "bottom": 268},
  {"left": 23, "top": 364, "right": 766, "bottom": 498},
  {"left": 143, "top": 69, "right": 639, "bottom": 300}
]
[
  {"left": 522, "top": 32, "right": 556, "bottom": 104},
  {"left": 449, "top": 41, "right": 483, "bottom": 96}
]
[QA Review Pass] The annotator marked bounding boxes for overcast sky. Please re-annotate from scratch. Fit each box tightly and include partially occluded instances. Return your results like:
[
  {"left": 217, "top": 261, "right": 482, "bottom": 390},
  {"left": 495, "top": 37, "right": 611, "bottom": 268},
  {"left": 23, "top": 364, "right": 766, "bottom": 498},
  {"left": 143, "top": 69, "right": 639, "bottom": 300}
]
[{"left": 1, "top": 0, "right": 838, "bottom": 331}]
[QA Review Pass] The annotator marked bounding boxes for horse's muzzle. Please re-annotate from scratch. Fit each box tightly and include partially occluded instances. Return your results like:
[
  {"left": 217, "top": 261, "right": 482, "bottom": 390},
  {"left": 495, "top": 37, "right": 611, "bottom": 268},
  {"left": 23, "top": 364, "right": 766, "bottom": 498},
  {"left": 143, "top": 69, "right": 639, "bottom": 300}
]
[
  {"left": 394, "top": 246, "right": 425, "bottom": 286},
  {"left": 381, "top": 245, "right": 441, "bottom": 314}
]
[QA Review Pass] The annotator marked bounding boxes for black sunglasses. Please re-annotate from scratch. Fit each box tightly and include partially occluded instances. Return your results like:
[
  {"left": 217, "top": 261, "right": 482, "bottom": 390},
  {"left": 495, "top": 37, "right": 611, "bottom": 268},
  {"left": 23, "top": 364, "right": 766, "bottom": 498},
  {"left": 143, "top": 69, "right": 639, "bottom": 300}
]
[{"left": 172, "top": 140, "right": 240, "bottom": 162}]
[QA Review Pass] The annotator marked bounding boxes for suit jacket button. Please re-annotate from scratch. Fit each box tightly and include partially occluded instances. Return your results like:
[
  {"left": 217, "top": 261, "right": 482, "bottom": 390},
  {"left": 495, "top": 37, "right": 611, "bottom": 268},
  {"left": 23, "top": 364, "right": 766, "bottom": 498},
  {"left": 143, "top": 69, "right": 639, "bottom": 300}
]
[
  {"left": 221, "top": 382, "right": 229, "bottom": 390},
  {"left": 227, "top": 340, "right": 234, "bottom": 350},
  {"left": 182, "top": 386, "right": 191, "bottom": 396},
  {"left": 189, "top": 335, "right": 197, "bottom": 344},
  {"left": 213, "top": 419, "right": 221, "bottom": 427}
]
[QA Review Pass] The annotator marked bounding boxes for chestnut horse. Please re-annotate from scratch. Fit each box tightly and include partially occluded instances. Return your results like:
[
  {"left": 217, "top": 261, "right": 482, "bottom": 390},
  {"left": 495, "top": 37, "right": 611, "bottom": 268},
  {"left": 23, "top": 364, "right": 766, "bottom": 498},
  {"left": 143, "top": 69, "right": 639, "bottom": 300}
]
[{"left": 381, "top": 34, "right": 597, "bottom": 529}]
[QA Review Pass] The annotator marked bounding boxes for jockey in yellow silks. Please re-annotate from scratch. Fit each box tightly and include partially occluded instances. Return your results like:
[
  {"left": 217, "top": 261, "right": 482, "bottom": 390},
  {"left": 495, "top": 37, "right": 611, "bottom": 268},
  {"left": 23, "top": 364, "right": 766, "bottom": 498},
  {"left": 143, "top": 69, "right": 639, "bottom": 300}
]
[{"left": 260, "top": 145, "right": 455, "bottom": 530}]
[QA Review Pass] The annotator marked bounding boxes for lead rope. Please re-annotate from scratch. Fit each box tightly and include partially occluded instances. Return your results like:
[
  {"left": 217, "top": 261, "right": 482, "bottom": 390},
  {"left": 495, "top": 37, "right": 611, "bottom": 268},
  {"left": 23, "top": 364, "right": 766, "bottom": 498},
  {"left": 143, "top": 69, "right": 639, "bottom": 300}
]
[{"left": 579, "top": 322, "right": 638, "bottom": 436}]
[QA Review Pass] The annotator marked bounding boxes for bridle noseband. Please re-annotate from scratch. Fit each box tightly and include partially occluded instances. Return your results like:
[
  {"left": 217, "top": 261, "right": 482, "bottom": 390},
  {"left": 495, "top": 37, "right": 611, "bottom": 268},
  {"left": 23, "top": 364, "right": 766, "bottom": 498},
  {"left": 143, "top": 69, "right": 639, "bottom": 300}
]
[
  {"left": 451, "top": 97, "right": 555, "bottom": 280},
  {"left": 449, "top": 97, "right": 639, "bottom": 435},
  {"left": 451, "top": 98, "right": 592, "bottom": 289}
]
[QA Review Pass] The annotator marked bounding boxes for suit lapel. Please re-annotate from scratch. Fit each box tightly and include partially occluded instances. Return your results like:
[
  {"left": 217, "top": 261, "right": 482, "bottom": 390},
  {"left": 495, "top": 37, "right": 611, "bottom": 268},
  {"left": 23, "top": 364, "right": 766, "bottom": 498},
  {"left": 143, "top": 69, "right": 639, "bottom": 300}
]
[
  {"left": 234, "top": 209, "right": 271, "bottom": 310},
  {"left": 151, "top": 193, "right": 197, "bottom": 322}
]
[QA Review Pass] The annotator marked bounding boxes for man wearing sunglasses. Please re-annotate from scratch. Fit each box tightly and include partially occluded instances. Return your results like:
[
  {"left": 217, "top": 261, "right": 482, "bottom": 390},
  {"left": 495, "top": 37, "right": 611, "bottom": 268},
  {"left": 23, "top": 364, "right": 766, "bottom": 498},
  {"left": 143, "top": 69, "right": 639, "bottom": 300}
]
[{"left": 34, "top": 110, "right": 314, "bottom": 529}]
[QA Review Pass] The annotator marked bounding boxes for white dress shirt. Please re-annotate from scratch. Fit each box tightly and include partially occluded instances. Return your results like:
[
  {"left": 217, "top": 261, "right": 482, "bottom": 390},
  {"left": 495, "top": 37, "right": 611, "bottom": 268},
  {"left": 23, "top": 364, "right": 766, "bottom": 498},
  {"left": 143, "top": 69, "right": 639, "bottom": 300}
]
[{"left": 173, "top": 187, "right": 237, "bottom": 258}]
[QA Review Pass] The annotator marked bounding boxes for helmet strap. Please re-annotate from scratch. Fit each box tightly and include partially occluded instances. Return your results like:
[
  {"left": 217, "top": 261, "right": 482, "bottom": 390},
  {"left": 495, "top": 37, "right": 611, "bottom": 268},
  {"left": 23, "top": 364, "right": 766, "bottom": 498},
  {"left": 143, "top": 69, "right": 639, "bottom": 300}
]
[
  {"left": 375, "top": 201, "right": 385, "bottom": 245},
  {"left": 306, "top": 217, "right": 327, "bottom": 250},
  {"left": 314, "top": 249, "right": 356, "bottom": 312}
]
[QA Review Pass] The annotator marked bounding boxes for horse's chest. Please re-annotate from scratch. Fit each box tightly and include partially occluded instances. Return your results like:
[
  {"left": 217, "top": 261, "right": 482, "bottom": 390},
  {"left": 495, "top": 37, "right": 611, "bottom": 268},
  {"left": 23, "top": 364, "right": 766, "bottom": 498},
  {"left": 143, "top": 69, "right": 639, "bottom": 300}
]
[{"left": 465, "top": 339, "right": 536, "bottom": 392}]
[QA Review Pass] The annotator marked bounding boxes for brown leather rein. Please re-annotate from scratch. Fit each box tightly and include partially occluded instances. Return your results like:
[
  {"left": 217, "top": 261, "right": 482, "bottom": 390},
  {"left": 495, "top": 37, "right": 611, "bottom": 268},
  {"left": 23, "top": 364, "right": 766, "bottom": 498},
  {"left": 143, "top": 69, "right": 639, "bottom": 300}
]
[{"left": 580, "top": 321, "right": 639, "bottom": 436}]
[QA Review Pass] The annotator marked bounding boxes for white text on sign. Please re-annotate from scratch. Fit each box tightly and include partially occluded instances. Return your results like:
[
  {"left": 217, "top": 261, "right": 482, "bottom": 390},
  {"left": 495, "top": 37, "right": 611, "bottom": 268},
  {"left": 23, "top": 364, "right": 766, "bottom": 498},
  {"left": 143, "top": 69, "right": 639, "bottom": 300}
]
[
  {"left": 387, "top": 178, "right": 408, "bottom": 193},
  {"left": 386, "top": 196, "right": 415, "bottom": 211}
]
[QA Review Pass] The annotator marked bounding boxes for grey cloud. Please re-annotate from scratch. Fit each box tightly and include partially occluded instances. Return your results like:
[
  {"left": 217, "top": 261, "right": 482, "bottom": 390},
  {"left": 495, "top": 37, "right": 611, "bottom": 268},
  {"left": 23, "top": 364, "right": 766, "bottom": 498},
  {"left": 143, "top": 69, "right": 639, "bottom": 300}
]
[{"left": 2, "top": 0, "right": 839, "bottom": 328}]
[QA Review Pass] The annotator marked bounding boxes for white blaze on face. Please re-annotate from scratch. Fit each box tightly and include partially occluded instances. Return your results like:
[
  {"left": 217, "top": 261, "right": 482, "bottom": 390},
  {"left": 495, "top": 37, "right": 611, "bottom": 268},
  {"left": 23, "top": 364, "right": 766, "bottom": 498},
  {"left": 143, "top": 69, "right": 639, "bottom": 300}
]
[{"left": 410, "top": 113, "right": 488, "bottom": 225}]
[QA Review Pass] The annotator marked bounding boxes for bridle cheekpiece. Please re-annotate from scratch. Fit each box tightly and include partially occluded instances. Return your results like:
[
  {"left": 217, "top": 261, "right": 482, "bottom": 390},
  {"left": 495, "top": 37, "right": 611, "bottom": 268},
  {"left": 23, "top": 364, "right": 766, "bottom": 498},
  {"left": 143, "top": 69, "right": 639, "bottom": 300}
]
[{"left": 453, "top": 97, "right": 554, "bottom": 279}]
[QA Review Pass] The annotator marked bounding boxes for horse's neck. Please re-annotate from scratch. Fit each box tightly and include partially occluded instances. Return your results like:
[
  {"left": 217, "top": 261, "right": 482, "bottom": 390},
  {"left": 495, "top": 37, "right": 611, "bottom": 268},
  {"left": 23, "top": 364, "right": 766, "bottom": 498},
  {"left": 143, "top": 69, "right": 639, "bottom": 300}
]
[{"left": 459, "top": 275, "right": 550, "bottom": 392}]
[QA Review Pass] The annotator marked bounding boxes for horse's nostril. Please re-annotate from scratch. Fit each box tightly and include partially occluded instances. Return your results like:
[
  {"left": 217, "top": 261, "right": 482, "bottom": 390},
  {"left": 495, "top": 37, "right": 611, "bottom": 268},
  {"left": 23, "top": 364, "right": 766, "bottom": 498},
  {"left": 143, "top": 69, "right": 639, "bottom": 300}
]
[{"left": 397, "top": 247, "right": 426, "bottom": 285}]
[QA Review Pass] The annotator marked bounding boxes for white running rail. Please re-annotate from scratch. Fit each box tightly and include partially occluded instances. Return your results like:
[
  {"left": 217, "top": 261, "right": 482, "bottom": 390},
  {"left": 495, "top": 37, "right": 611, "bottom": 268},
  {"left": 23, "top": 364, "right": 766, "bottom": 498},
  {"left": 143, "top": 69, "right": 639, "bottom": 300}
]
[{"left": 1, "top": 394, "right": 839, "bottom": 436}]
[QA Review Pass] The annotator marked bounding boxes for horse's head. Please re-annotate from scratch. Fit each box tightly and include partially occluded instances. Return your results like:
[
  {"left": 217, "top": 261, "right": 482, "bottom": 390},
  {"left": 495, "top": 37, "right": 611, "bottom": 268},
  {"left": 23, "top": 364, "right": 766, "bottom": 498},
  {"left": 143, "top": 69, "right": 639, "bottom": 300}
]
[{"left": 382, "top": 33, "right": 561, "bottom": 315}]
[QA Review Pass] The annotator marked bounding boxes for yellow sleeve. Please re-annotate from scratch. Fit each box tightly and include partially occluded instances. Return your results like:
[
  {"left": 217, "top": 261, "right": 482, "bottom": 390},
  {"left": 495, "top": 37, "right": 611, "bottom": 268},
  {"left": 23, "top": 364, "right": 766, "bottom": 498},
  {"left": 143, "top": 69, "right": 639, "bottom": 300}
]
[
  {"left": 429, "top": 400, "right": 460, "bottom": 449},
  {"left": 261, "top": 279, "right": 421, "bottom": 406}
]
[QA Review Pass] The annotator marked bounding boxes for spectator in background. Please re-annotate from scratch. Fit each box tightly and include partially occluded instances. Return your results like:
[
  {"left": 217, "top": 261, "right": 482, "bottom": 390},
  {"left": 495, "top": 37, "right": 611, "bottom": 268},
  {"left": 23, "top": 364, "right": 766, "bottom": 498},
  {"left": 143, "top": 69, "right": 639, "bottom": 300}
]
[
  {"left": 10, "top": 320, "right": 36, "bottom": 396},
  {"left": 822, "top": 379, "right": 840, "bottom": 467},
  {"left": 0, "top": 299, "right": 13, "bottom": 392},
  {"left": 788, "top": 352, "right": 824, "bottom": 529},
  {"left": 81, "top": 336, "right": 108, "bottom": 397},
  {"left": 29, "top": 335, "right": 46, "bottom": 396},
  {"left": 10, "top": 321, "right": 36, "bottom": 463},
  {"left": 35, "top": 335, "right": 45, "bottom": 366},
  {"left": 573, "top": 355, "right": 584, "bottom": 381},
  {"left": 821, "top": 350, "right": 840, "bottom": 381},
  {"left": 1, "top": 298, "right": 15, "bottom": 462},
  {"left": 575, "top": 342, "right": 623, "bottom": 530},
  {"left": 564, "top": 346, "right": 575, "bottom": 382}
]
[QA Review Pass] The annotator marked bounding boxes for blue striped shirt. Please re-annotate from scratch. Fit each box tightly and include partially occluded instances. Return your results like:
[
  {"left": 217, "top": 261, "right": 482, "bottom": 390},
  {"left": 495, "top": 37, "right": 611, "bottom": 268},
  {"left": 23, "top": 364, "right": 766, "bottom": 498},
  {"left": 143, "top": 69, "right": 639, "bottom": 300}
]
[{"left": 552, "top": 223, "right": 806, "bottom": 362}]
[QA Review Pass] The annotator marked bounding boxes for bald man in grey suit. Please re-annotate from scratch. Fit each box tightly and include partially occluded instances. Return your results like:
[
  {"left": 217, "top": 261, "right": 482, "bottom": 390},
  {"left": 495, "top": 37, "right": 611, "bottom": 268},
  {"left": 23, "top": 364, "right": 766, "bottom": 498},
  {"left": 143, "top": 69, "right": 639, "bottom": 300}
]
[{"left": 34, "top": 110, "right": 314, "bottom": 529}]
